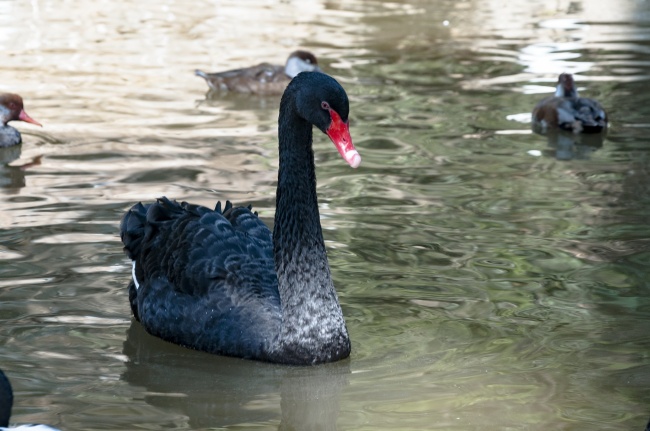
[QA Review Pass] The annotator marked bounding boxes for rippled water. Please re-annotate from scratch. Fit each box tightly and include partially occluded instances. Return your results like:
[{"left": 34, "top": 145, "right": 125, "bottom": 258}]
[{"left": 1, "top": 0, "right": 649, "bottom": 429}]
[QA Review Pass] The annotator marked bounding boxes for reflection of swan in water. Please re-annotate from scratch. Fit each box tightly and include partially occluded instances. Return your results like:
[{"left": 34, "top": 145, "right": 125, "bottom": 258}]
[
  {"left": 121, "top": 323, "right": 349, "bottom": 430},
  {"left": 533, "top": 127, "right": 605, "bottom": 160}
]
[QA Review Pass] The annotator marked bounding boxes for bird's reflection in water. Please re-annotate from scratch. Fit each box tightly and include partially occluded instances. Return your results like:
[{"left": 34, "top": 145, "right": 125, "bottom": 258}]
[
  {"left": 532, "top": 125, "right": 606, "bottom": 160},
  {"left": 0, "top": 145, "right": 42, "bottom": 190},
  {"left": 122, "top": 322, "right": 349, "bottom": 430}
]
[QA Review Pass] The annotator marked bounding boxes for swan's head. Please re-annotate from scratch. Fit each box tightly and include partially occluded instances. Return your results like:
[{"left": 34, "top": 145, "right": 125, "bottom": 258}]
[
  {"left": 0, "top": 93, "right": 42, "bottom": 127},
  {"left": 284, "top": 50, "right": 321, "bottom": 78},
  {"left": 290, "top": 72, "right": 360, "bottom": 168}
]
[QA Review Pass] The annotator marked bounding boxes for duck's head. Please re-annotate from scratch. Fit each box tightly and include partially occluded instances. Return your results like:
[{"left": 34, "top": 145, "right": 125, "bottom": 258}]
[
  {"left": 554, "top": 73, "right": 579, "bottom": 98},
  {"left": 0, "top": 93, "right": 42, "bottom": 127},
  {"left": 284, "top": 50, "right": 321, "bottom": 78}
]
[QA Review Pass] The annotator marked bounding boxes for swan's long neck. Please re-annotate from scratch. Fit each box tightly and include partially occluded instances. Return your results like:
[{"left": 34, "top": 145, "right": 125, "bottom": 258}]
[{"left": 272, "top": 96, "right": 350, "bottom": 364}]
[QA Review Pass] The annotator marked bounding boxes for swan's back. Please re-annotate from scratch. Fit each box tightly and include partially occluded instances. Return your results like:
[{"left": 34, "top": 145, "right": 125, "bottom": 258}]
[{"left": 121, "top": 197, "right": 282, "bottom": 360}]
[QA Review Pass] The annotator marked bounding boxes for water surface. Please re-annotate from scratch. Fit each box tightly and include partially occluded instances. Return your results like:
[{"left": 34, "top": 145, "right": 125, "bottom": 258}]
[{"left": 1, "top": 0, "right": 649, "bottom": 429}]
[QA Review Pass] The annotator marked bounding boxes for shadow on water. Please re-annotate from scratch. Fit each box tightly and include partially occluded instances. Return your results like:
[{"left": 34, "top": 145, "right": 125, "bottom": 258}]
[{"left": 122, "top": 322, "right": 349, "bottom": 430}]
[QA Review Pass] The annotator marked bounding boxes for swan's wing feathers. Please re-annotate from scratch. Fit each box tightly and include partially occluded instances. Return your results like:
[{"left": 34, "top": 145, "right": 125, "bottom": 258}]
[
  {"left": 223, "top": 204, "right": 273, "bottom": 245},
  {"left": 122, "top": 197, "right": 276, "bottom": 300},
  {"left": 177, "top": 206, "right": 275, "bottom": 297}
]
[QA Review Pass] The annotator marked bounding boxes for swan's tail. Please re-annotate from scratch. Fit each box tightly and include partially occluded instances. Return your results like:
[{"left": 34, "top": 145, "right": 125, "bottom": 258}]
[{"left": 120, "top": 202, "right": 149, "bottom": 261}]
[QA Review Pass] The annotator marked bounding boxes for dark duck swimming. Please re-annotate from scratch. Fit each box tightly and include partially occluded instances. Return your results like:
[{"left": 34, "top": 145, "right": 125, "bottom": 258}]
[{"left": 532, "top": 73, "right": 607, "bottom": 134}]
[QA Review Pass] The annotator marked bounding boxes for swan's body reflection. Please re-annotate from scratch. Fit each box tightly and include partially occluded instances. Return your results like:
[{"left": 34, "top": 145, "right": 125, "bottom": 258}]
[{"left": 122, "top": 323, "right": 349, "bottom": 429}]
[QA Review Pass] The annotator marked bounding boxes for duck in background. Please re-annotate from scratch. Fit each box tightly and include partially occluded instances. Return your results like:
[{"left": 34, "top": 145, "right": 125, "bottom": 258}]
[
  {"left": 0, "top": 369, "right": 61, "bottom": 431},
  {"left": 0, "top": 94, "right": 42, "bottom": 148},
  {"left": 195, "top": 50, "right": 321, "bottom": 95},
  {"left": 532, "top": 73, "right": 607, "bottom": 134}
]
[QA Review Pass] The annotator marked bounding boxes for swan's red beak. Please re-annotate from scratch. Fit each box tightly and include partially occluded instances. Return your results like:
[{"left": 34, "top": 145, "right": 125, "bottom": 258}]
[
  {"left": 18, "top": 109, "right": 42, "bottom": 127},
  {"left": 326, "top": 109, "right": 360, "bottom": 168}
]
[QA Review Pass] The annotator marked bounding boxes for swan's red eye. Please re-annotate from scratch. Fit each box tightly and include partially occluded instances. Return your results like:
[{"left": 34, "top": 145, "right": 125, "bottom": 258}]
[
  {"left": 8, "top": 102, "right": 16, "bottom": 109},
  {"left": 321, "top": 101, "right": 330, "bottom": 110}
]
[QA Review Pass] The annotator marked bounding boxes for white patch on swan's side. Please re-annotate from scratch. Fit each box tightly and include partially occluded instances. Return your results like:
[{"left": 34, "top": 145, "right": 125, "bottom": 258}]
[{"left": 131, "top": 261, "right": 140, "bottom": 290}]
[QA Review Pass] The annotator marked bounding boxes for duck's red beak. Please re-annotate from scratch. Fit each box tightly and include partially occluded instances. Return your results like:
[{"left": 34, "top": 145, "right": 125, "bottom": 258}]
[
  {"left": 18, "top": 109, "right": 42, "bottom": 127},
  {"left": 326, "top": 109, "right": 360, "bottom": 168}
]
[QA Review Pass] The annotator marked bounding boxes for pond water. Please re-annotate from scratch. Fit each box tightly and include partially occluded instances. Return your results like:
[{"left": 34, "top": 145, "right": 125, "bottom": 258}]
[{"left": 1, "top": 0, "right": 649, "bottom": 429}]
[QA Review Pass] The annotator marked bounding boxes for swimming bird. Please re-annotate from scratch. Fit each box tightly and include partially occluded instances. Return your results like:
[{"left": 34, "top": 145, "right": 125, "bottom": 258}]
[
  {"left": 121, "top": 72, "right": 360, "bottom": 365},
  {"left": 0, "top": 94, "right": 41, "bottom": 148},
  {"left": 0, "top": 369, "right": 61, "bottom": 431},
  {"left": 195, "top": 50, "right": 321, "bottom": 94},
  {"left": 532, "top": 73, "right": 607, "bottom": 134}
]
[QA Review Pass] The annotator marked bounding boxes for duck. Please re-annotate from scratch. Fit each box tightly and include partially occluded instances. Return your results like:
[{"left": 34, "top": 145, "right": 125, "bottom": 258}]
[
  {"left": 532, "top": 73, "right": 607, "bottom": 134},
  {"left": 0, "top": 94, "right": 42, "bottom": 148},
  {"left": 120, "top": 72, "right": 360, "bottom": 365},
  {"left": 195, "top": 50, "right": 321, "bottom": 95},
  {"left": 0, "top": 369, "right": 61, "bottom": 431}
]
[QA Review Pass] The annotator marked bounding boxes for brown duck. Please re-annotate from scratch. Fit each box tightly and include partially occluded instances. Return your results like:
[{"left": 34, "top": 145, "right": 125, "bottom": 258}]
[
  {"left": 195, "top": 50, "right": 321, "bottom": 95},
  {"left": 0, "top": 93, "right": 41, "bottom": 148},
  {"left": 532, "top": 73, "right": 607, "bottom": 134}
]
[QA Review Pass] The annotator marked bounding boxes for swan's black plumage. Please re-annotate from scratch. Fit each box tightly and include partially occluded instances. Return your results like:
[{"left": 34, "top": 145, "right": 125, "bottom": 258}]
[
  {"left": 0, "top": 370, "right": 12, "bottom": 428},
  {"left": 121, "top": 72, "right": 355, "bottom": 365}
]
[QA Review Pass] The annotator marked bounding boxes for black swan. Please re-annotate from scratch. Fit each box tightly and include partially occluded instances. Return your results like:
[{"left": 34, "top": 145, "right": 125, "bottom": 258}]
[
  {"left": 121, "top": 72, "right": 360, "bottom": 365},
  {"left": 0, "top": 369, "right": 61, "bottom": 430},
  {"left": 195, "top": 50, "right": 320, "bottom": 94},
  {"left": 532, "top": 73, "right": 607, "bottom": 134},
  {"left": 0, "top": 94, "right": 42, "bottom": 148}
]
